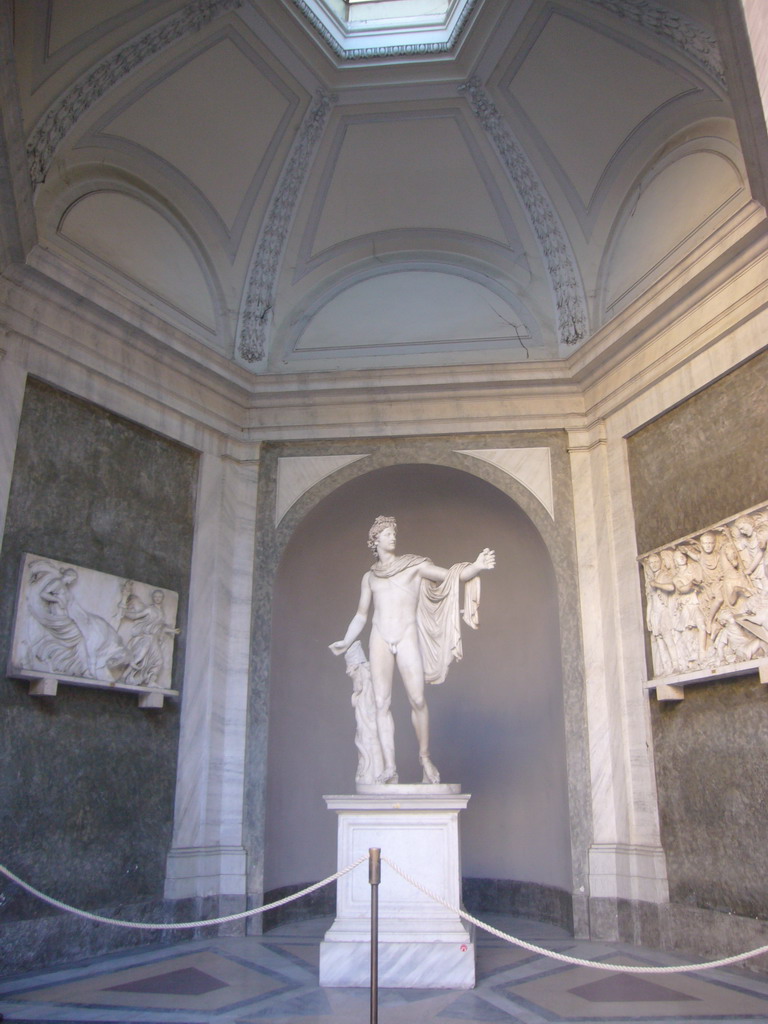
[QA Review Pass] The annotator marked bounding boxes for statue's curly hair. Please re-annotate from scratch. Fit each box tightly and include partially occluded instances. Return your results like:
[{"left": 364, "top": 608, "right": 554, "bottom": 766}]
[{"left": 368, "top": 515, "right": 397, "bottom": 551}]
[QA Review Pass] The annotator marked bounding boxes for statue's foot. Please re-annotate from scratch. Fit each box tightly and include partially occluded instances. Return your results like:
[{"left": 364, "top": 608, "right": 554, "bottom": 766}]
[
  {"left": 420, "top": 755, "right": 440, "bottom": 784},
  {"left": 376, "top": 767, "right": 399, "bottom": 784}
]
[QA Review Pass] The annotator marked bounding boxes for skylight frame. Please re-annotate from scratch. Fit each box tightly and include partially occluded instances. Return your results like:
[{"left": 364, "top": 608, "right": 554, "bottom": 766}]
[{"left": 290, "top": 0, "right": 479, "bottom": 60}]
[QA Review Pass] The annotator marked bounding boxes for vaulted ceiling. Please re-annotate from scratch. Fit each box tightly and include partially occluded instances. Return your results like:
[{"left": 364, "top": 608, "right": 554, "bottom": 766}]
[{"left": 7, "top": 0, "right": 754, "bottom": 379}]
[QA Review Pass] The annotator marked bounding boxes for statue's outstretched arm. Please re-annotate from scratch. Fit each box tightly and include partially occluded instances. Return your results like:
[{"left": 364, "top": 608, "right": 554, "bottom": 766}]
[
  {"left": 419, "top": 548, "right": 496, "bottom": 584},
  {"left": 460, "top": 548, "right": 496, "bottom": 581}
]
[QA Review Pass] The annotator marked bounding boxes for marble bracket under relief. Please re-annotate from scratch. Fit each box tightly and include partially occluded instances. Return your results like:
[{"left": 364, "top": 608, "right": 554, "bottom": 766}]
[
  {"left": 8, "top": 553, "right": 180, "bottom": 708},
  {"left": 639, "top": 502, "right": 768, "bottom": 699}
]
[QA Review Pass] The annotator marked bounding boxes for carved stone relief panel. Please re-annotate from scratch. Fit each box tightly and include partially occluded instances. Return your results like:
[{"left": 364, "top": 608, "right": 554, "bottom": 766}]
[
  {"left": 640, "top": 503, "right": 768, "bottom": 694},
  {"left": 9, "top": 553, "right": 179, "bottom": 706}
]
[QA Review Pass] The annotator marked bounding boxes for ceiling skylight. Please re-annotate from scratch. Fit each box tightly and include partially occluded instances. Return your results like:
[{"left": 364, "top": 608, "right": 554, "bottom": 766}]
[{"left": 291, "top": 0, "right": 478, "bottom": 59}]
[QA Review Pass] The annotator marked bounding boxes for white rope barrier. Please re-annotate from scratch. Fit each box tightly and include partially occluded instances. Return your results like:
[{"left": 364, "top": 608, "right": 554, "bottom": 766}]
[
  {"left": 382, "top": 855, "right": 768, "bottom": 974},
  {"left": 0, "top": 857, "right": 366, "bottom": 931},
  {"left": 5, "top": 851, "right": 768, "bottom": 974}
]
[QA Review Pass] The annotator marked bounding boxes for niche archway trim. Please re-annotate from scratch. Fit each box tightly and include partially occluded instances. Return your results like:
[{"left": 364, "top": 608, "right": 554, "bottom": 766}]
[
  {"left": 275, "top": 447, "right": 554, "bottom": 527},
  {"left": 245, "top": 436, "right": 592, "bottom": 919}
]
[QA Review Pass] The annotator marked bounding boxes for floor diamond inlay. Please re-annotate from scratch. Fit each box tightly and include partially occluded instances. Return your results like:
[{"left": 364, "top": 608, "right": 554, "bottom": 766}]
[
  {"left": 567, "top": 971, "right": 699, "bottom": 1003},
  {"left": 104, "top": 965, "right": 229, "bottom": 995},
  {"left": 4, "top": 915, "right": 768, "bottom": 1023}
]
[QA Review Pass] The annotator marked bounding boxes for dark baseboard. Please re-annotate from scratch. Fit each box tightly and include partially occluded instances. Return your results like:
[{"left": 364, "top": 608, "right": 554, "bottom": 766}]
[
  {"left": 462, "top": 878, "right": 574, "bottom": 933},
  {"left": 261, "top": 882, "right": 336, "bottom": 933},
  {"left": 261, "top": 877, "right": 574, "bottom": 934}
]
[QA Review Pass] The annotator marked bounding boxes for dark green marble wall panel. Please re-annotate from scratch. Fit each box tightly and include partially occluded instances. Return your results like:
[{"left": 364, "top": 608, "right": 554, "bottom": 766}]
[
  {"left": 650, "top": 676, "right": 768, "bottom": 918},
  {"left": 627, "top": 348, "right": 768, "bottom": 556},
  {"left": 628, "top": 348, "right": 768, "bottom": 922},
  {"left": 0, "top": 380, "right": 197, "bottom": 966}
]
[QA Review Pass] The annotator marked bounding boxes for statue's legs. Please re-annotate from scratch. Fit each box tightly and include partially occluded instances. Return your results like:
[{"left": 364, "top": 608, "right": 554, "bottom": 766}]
[
  {"left": 396, "top": 631, "right": 440, "bottom": 784},
  {"left": 369, "top": 629, "right": 398, "bottom": 782}
]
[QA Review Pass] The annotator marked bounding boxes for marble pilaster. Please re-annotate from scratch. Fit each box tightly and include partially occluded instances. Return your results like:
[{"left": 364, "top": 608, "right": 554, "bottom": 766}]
[
  {"left": 568, "top": 425, "right": 668, "bottom": 911},
  {"left": 165, "top": 447, "right": 259, "bottom": 901},
  {"left": 0, "top": 354, "right": 27, "bottom": 541},
  {"left": 605, "top": 425, "right": 670, "bottom": 857}
]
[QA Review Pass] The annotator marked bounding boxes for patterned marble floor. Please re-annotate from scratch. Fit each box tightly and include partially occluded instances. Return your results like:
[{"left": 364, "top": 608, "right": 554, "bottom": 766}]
[{"left": 3, "top": 914, "right": 768, "bottom": 1023}]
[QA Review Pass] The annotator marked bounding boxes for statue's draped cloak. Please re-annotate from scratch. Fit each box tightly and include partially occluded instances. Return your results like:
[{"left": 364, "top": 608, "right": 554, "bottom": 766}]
[{"left": 370, "top": 555, "right": 481, "bottom": 685}]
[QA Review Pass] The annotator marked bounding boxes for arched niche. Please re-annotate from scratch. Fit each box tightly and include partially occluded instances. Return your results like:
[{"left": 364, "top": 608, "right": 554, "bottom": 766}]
[{"left": 258, "top": 458, "right": 579, "bottom": 916}]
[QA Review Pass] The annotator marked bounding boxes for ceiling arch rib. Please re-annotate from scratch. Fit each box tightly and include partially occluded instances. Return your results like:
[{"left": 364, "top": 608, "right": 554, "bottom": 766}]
[{"left": 276, "top": 264, "right": 541, "bottom": 371}]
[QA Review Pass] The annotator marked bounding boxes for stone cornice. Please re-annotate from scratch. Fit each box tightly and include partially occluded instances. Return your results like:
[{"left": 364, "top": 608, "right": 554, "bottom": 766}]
[{"left": 3, "top": 207, "right": 767, "bottom": 446}]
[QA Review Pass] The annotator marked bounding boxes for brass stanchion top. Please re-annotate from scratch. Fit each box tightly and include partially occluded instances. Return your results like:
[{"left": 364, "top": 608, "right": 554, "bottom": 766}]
[{"left": 368, "top": 847, "right": 381, "bottom": 885}]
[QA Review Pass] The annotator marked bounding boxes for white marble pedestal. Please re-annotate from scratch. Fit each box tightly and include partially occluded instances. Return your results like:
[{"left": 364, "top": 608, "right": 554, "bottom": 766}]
[{"left": 319, "top": 785, "right": 475, "bottom": 989}]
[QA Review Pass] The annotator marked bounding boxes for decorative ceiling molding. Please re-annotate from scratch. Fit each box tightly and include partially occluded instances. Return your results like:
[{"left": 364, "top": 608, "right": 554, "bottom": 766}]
[
  {"left": 584, "top": 0, "right": 725, "bottom": 88},
  {"left": 289, "top": 0, "right": 479, "bottom": 61},
  {"left": 26, "top": 0, "right": 244, "bottom": 189},
  {"left": 459, "top": 76, "right": 588, "bottom": 347},
  {"left": 276, "top": 453, "right": 369, "bottom": 524},
  {"left": 86, "top": 26, "right": 302, "bottom": 256},
  {"left": 457, "top": 447, "right": 554, "bottom": 519},
  {"left": 237, "top": 89, "right": 336, "bottom": 365}
]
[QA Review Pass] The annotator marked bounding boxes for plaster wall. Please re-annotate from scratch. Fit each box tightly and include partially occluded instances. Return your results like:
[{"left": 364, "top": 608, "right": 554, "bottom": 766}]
[{"left": 266, "top": 463, "right": 569, "bottom": 890}]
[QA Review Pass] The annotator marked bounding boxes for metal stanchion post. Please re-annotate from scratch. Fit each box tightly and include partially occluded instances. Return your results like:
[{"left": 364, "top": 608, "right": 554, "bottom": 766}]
[{"left": 369, "top": 847, "right": 381, "bottom": 1024}]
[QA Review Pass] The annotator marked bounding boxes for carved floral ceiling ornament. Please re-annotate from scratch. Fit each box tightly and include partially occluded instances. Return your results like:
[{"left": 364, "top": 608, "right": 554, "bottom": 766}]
[
  {"left": 459, "top": 76, "right": 588, "bottom": 347},
  {"left": 585, "top": 0, "right": 725, "bottom": 88},
  {"left": 26, "top": 0, "right": 244, "bottom": 189},
  {"left": 19, "top": 0, "right": 728, "bottom": 370},
  {"left": 237, "top": 89, "right": 336, "bottom": 364}
]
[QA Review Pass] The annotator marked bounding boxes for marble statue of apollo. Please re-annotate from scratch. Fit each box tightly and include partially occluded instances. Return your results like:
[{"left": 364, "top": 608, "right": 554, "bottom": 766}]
[{"left": 330, "top": 516, "right": 495, "bottom": 784}]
